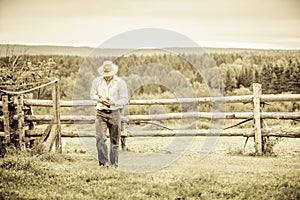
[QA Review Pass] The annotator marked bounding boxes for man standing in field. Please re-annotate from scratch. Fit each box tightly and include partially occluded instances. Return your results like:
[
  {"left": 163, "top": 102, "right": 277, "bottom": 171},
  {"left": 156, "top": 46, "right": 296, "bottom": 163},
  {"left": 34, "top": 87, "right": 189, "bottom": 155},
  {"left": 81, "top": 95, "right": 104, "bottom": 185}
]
[{"left": 90, "top": 61, "right": 128, "bottom": 168}]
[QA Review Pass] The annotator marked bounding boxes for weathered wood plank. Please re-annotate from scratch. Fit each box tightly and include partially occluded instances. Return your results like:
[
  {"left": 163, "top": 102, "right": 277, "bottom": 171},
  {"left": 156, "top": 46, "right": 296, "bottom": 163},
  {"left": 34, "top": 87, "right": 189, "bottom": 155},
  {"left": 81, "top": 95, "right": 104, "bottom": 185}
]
[
  {"left": 44, "top": 125, "right": 56, "bottom": 152},
  {"left": 125, "top": 129, "right": 255, "bottom": 137},
  {"left": 253, "top": 83, "right": 262, "bottom": 155},
  {"left": 2, "top": 95, "right": 10, "bottom": 143},
  {"left": 15, "top": 111, "right": 300, "bottom": 124},
  {"left": 263, "top": 129, "right": 300, "bottom": 138},
  {"left": 52, "top": 80, "right": 62, "bottom": 153},
  {"left": 16, "top": 95, "right": 25, "bottom": 150},
  {"left": 126, "top": 112, "right": 252, "bottom": 121},
  {"left": 21, "top": 93, "right": 300, "bottom": 107},
  {"left": 23, "top": 99, "right": 96, "bottom": 107},
  {"left": 261, "top": 112, "right": 300, "bottom": 119},
  {"left": 24, "top": 128, "right": 300, "bottom": 138},
  {"left": 21, "top": 115, "right": 95, "bottom": 124},
  {"left": 261, "top": 94, "right": 300, "bottom": 102}
]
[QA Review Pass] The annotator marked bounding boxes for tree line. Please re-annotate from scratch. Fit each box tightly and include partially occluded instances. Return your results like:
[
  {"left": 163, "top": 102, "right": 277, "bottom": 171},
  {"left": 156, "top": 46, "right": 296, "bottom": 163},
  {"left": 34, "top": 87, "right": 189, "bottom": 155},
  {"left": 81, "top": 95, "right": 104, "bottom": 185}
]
[{"left": 0, "top": 49, "right": 299, "bottom": 100}]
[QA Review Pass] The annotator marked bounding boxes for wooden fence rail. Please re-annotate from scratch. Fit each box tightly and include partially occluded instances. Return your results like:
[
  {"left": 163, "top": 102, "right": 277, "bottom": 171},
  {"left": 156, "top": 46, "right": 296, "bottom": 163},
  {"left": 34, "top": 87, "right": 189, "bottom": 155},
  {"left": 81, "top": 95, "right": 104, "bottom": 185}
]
[
  {"left": 1, "top": 128, "right": 299, "bottom": 138},
  {"left": 1, "top": 112, "right": 297, "bottom": 124},
  {"left": 5, "top": 93, "right": 298, "bottom": 107}
]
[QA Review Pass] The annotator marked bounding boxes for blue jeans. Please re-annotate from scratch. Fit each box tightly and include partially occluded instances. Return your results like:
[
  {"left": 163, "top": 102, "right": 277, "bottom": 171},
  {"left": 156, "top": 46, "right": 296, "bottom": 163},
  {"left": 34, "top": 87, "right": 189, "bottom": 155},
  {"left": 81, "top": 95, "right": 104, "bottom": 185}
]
[{"left": 95, "top": 109, "right": 121, "bottom": 167}]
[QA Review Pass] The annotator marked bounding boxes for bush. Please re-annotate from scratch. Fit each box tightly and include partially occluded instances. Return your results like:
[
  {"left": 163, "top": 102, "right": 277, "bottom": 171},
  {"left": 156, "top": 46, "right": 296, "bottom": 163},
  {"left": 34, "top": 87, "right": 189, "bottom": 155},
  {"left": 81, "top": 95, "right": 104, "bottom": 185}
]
[{"left": 262, "top": 137, "right": 281, "bottom": 156}]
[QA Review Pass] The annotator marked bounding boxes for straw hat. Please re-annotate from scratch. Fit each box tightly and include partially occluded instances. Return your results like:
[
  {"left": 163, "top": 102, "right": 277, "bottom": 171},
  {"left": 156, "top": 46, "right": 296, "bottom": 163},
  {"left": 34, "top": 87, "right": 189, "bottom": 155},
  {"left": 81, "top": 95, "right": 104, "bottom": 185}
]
[{"left": 98, "top": 61, "right": 118, "bottom": 77}]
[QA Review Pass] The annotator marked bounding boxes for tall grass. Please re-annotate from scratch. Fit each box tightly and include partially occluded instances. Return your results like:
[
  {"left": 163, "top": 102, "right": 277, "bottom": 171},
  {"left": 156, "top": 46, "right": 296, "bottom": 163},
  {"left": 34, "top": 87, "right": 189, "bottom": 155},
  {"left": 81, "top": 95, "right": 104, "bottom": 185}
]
[{"left": 1, "top": 137, "right": 300, "bottom": 199}]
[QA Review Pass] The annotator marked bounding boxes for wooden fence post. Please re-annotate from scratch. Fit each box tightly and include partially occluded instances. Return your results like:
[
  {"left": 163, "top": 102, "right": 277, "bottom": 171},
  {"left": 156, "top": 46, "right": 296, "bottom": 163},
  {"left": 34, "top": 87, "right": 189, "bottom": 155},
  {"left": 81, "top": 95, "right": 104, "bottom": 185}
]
[
  {"left": 17, "top": 95, "right": 26, "bottom": 150},
  {"left": 24, "top": 93, "right": 35, "bottom": 147},
  {"left": 2, "top": 95, "right": 10, "bottom": 144},
  {"left": 44, "top": 80, "right": 61, "bottom": 152},
  {"left": 53, "top": 80, "right": 62, "bottom": 153},
  {"left": 121, "top": 108, "right": 127, "bottom": 151},
  {"left": 253, "top": 83, "right": 262, "bottom": 155}
]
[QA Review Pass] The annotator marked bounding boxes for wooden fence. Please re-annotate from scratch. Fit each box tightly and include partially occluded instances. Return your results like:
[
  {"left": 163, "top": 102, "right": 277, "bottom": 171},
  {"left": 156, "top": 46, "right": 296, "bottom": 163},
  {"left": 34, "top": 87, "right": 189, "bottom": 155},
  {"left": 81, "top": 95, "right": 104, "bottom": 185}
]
[
  {"left": 0, "top": 81, "right": 300, "bottom": 156},
  {"left": 0, "top": 79, "right": 62, "bottom": 154}
]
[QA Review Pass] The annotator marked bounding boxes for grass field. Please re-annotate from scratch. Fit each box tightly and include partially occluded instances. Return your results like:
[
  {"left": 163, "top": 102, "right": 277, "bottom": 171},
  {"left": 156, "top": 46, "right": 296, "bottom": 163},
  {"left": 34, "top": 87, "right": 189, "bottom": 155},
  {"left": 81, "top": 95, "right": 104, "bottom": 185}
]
[{"left": 0, "top": 136, "right": 299, "bottom": 200}]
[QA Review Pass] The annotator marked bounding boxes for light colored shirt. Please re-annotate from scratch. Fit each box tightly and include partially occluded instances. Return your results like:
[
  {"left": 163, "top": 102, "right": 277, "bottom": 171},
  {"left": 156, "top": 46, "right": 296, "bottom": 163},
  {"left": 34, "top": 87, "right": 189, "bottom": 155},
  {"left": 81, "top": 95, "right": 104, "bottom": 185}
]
[{"left": 90, "top": 75, "right": 129, "bottom": 110}]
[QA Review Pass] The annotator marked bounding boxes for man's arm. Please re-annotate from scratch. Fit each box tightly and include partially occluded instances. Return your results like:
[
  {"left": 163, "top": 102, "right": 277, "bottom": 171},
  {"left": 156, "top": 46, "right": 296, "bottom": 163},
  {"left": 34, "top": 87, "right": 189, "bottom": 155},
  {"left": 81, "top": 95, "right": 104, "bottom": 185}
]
[
  {"left": 113, "top": 80, "right": 129, "bottom": 106},
  {"left": 90, "top": 77, "right": 100, "bottom": 100}
]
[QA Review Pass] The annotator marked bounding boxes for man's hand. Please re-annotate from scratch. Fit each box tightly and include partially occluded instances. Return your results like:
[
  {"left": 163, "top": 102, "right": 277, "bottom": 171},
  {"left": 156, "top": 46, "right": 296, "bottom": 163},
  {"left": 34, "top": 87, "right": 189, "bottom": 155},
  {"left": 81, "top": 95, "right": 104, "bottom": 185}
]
[{"left": 97, "top": 95, "right": 113, "bottom": 106}]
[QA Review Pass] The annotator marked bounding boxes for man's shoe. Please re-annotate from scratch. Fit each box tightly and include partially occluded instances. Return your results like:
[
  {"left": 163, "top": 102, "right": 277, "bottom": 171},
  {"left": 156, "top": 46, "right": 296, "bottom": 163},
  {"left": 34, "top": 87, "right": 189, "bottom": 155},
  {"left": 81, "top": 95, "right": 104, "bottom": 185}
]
[
  {"left": 103, "top": 162, "right": 110, "bottom": 168},
  {"left": 99, "top": 161, "right": 110, "bottom": 168},
  {"left": 111, "top": 164, "right": 118, "bottom": 169}
]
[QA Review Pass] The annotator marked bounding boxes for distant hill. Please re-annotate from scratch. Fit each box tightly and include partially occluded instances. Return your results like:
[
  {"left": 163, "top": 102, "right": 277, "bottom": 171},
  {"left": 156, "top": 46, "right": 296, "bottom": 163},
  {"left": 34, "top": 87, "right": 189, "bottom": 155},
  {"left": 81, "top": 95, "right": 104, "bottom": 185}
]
[
  {"left": 0, "top": 44, "right": 293, "bottom": 57},
  {"left": 0, "top": 44, "right": 93, "bottom": 56}
]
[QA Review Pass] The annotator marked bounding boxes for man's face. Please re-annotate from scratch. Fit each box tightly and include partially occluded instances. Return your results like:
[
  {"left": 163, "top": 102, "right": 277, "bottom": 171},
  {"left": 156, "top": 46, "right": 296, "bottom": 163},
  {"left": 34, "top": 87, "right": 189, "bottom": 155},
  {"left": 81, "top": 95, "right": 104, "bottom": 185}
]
[{"left": 104, "top": 75, "right": 113, "bottom": 81}]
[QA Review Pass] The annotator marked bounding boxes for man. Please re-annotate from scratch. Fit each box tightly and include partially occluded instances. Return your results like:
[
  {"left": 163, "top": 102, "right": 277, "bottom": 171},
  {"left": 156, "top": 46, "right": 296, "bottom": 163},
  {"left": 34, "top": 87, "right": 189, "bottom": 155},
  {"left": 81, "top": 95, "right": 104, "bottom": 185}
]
[{"left": 90, "top": 61, "right": 128, "bottom": 167}]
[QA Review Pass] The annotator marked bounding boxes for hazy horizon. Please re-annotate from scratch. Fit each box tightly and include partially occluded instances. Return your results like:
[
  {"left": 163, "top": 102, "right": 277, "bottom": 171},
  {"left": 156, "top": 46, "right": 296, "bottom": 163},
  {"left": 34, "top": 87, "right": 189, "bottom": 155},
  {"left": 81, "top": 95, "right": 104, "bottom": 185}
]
[{"left": 1, "top": 41, "right": 300, "bottom": 51}]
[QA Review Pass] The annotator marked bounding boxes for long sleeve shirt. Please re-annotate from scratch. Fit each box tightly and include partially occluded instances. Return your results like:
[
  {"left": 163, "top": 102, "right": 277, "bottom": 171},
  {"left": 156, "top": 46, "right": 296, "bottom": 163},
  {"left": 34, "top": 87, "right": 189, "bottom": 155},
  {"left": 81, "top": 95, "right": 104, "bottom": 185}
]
[{"left": 90, "top": 75, "right": 129, "bottom": 110}]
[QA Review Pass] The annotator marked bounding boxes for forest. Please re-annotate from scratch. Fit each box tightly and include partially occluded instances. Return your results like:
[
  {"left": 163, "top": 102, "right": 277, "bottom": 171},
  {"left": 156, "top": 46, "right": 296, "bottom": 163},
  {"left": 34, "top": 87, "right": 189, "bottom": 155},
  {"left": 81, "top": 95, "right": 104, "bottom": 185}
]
[{"left": 0, "top": 49, "right": 299, "bottom": 101}]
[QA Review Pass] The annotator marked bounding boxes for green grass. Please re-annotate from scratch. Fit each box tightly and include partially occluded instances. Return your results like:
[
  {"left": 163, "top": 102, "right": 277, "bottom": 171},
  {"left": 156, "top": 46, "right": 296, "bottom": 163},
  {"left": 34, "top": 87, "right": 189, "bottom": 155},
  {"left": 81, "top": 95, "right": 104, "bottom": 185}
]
[{"left": 0, "top": 137, "right": 299, "bottom": 199}]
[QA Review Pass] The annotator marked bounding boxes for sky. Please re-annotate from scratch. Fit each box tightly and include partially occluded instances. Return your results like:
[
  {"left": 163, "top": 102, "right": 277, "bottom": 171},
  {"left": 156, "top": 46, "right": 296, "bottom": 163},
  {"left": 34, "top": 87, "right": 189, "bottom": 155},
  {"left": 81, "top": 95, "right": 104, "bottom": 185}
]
[{"left": 0, "top": 0, "right": 300, "bottom": 49}]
